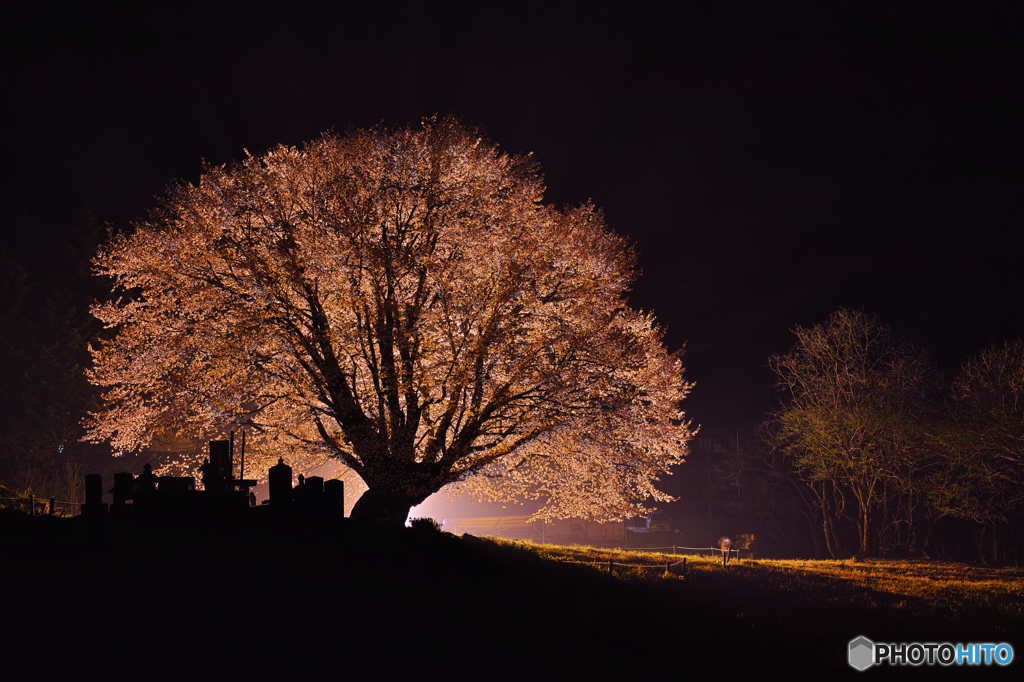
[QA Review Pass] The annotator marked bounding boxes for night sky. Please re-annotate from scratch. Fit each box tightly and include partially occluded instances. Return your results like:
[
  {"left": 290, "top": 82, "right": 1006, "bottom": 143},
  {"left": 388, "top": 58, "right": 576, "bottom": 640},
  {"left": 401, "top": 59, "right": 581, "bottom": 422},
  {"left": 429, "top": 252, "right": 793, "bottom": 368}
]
[{"left": 3, "top": 0, "right": 1022, "bottom": 441}]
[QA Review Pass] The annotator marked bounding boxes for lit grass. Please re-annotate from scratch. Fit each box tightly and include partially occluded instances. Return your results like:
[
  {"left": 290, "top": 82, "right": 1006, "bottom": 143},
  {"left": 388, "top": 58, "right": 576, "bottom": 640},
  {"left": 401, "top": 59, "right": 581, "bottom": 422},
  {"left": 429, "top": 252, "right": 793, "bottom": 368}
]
[{"left": 491, "top": 539, "right": 1024, "bottom": 625}]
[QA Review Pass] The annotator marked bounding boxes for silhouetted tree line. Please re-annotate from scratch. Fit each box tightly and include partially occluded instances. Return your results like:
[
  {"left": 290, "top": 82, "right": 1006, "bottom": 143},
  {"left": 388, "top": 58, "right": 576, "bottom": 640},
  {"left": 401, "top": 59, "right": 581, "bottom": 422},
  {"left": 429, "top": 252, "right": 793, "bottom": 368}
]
[
  {"left": 0, "top": 209, "right": 115, "bottom": 503},
  {"left": 744, "top": 309, "right": 1024, "bottom": 564}
]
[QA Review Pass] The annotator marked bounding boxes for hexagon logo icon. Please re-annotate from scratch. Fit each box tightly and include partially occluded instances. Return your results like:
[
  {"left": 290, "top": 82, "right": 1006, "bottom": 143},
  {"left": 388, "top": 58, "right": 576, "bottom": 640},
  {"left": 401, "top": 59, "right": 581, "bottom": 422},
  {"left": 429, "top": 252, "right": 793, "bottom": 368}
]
[{"left": 849, "top": 636, "right": 874, "bottom": 671}]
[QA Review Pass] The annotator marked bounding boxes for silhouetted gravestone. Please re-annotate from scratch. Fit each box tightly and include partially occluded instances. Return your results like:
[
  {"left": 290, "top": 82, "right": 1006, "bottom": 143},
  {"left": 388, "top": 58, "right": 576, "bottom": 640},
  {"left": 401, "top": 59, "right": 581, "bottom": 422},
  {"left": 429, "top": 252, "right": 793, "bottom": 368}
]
[
  {"left": 293, "top": 474, "right": 307, "bottom": 504},
  {"left": 199, "top": 458, "right": 214, "bottom": 491},
  {"left": 305, "top": 476, "right": 324, "bottom": 501},
  {"left": 157, "top": 476, "right": 195, "bottom": 493},
  {"left": 208, "top": 440, "right": 232, "bottom": 492},
  {"left": 324, "top": 479, "right": 344, "bottom": 513},
  {"left": 151, "top": 476, "right": 196, "bottom": 515},
  {"left": 82, "top": 473, "right": 108, "bottom": 516},
  {"left": 269, "top": 458, "right": 292, "bottom": 505},
  {"left": 86, "top": 474, "right": 102, "bottom": 505},
  {"left": 131, "top": 464, "right": 159, "bottom": 516},
  {"left": 111, "top": 472, "right": 134, "bottom": 513}
]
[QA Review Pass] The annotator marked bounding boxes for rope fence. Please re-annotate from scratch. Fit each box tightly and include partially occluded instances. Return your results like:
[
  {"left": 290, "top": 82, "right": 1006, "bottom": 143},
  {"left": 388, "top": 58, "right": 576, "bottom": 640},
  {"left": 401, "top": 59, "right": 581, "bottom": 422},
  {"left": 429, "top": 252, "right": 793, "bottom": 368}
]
[
  {"left": 553, "top": 547, "right": 749, "bottom": 576},
  {"left": 629, "top": 545, "right": 722, "bottom": 553}
]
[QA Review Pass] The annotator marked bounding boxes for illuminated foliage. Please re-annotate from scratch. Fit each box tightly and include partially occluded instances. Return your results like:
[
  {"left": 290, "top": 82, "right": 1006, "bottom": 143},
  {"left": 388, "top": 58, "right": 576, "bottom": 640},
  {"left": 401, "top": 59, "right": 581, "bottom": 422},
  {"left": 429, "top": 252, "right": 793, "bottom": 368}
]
[{"left": 86, "top": 118, "right": 692, "bottom": 524}]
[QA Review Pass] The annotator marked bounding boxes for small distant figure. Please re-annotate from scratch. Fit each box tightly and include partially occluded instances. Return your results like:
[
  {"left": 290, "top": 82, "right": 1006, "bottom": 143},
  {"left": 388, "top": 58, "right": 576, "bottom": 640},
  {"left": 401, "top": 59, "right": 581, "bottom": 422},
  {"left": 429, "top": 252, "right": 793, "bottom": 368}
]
[
  {"left": 719, "top": 534, "right": 756, "bottom": 561},
  {"left": 734, "top": 533, "right": 756, "bottom": 558},
  {"left": 718, "top": 536, "right": 732, "bottom": 552},
  {"left": 249, "top": 491, "right": 256, "bottom": 507},
  {"left": 718, "top": 536, "right": 734, "bottom": 565}
]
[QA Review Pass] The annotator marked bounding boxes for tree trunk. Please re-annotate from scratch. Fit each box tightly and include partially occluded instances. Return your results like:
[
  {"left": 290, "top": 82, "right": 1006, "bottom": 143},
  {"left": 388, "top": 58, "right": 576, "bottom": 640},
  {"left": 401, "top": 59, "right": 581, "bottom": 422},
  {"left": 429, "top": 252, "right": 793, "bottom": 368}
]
[
  {"left": 806, "top": 505, "right": 826, "bottom": 559},
  {"left": 972, "top": 523, "right": 989, "bottom": 564},
  {"left": 349, "top": 486, "right": 416, "bottom": 527},
  {"left": 348, "top": 459, "right": 448, "bottom": 527},
  {"left": 814, "top": 481, "right": 844, "bottom": 559},
  {"left": 849, "top": 481, "right": 874, "bottom": 559},
  {"left": 859, "top": 505, "right": 871, "bottom": 559},
  {"left": 823, "top": 513, "right": 844, "bottom": 559}
]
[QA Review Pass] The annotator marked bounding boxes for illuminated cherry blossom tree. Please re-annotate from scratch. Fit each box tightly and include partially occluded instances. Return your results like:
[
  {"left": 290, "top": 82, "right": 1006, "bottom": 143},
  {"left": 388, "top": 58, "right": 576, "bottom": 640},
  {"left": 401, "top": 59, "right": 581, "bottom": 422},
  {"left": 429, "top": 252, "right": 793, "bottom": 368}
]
[{"left": 86, "top": 118, "right": 692, "bottom": 525}]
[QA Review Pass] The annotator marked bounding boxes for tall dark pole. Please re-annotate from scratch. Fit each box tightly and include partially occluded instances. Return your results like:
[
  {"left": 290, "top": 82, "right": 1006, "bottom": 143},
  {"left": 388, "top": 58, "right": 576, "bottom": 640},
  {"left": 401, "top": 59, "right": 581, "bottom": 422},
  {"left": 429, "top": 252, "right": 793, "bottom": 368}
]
[{"left": 240, "top": 430, "right": 246, "bottom": 481}]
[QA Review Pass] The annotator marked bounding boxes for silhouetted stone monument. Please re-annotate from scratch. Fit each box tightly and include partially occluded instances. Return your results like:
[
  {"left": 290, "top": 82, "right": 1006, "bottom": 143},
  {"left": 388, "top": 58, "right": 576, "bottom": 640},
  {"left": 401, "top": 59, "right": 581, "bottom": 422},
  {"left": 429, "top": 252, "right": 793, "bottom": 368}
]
[
  {"left": 136, "top": 464, "right": 158, "bottom": 497},
  {"left": 324, "top": 479, "right": 344, "bottom": 512},
  {"left": 81, "top": 445, "right": 351, "bottom": 522},
  {"left": 111, "top": 472, "right": 134, "bottom": 513},
  {"left": 146, "top": 475, "right": 196, "bottom": 515},
  {"left": 269, "top": 458, "right": 292, "bottom": 505},
  {"left": 305, "top": 476, "right": 324, "bottom": 500},
  {"left": 82, "top": 473, "right": 108, "bottom": 516},
  {"left": 208, "top": 440, "right": 232, "bottom": 492},
  {"left": 199, "top": 458, "right": 214, "bottom": 491},
  {"left": 157, "top": 476, "right": 195, "bottom": 493}
]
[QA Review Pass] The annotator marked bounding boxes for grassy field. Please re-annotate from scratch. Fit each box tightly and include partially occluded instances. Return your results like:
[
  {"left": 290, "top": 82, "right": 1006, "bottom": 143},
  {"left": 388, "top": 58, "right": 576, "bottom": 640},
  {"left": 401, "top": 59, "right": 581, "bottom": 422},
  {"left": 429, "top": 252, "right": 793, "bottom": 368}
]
[
  {"left": 449, "top": 537, "right": 1023, "bottom": 677},
  {"left": 528, "top": 542, "right": 1024, "bottom": 625},
  {"left": 3, "top": 512, "right": 1020, "bottom": 678}
]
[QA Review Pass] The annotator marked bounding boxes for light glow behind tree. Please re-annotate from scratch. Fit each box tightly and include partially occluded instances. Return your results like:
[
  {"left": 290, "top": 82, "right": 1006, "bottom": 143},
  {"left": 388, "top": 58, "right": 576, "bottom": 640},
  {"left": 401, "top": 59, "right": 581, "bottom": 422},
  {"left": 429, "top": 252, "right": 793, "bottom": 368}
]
[{"left": 86, "top": 118, "right": 693, "bottom": 524}]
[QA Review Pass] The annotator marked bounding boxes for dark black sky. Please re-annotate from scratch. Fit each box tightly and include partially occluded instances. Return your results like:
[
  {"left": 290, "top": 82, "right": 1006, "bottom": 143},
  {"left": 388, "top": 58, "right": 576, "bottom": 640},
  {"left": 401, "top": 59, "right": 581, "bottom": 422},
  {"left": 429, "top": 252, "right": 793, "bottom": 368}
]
[{"left": 3, "top": 1, "right": 1023, "bottom": 434}]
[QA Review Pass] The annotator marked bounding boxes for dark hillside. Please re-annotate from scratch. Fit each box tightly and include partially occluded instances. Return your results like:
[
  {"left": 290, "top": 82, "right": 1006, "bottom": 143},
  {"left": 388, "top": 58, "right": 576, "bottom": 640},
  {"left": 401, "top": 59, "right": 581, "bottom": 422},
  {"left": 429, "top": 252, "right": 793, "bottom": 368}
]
[{"left": 3, "top": 511, "right": 1019, "bottom": 678}]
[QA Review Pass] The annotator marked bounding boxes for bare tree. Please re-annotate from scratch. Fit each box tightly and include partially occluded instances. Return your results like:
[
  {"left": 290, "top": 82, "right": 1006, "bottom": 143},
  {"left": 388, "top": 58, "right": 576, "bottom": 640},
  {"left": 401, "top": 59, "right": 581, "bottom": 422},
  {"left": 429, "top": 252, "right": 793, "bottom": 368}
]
[
  {"left": 85, "top": 118, "right": 693, "bottom": 525},
  {"left": 942, "top": 340, "right": 1024, "bottom": 562},
  {"left": 769, "top": 309, "right": 939, "bottom": 557}
]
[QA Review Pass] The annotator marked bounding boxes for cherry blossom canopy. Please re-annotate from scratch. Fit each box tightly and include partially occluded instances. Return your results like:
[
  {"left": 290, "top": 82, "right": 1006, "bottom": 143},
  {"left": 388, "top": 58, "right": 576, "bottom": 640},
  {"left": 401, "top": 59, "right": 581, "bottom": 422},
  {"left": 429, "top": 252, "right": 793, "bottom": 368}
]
[{"left": 87, "top": 118, "right": 693, "bottom": 524}]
